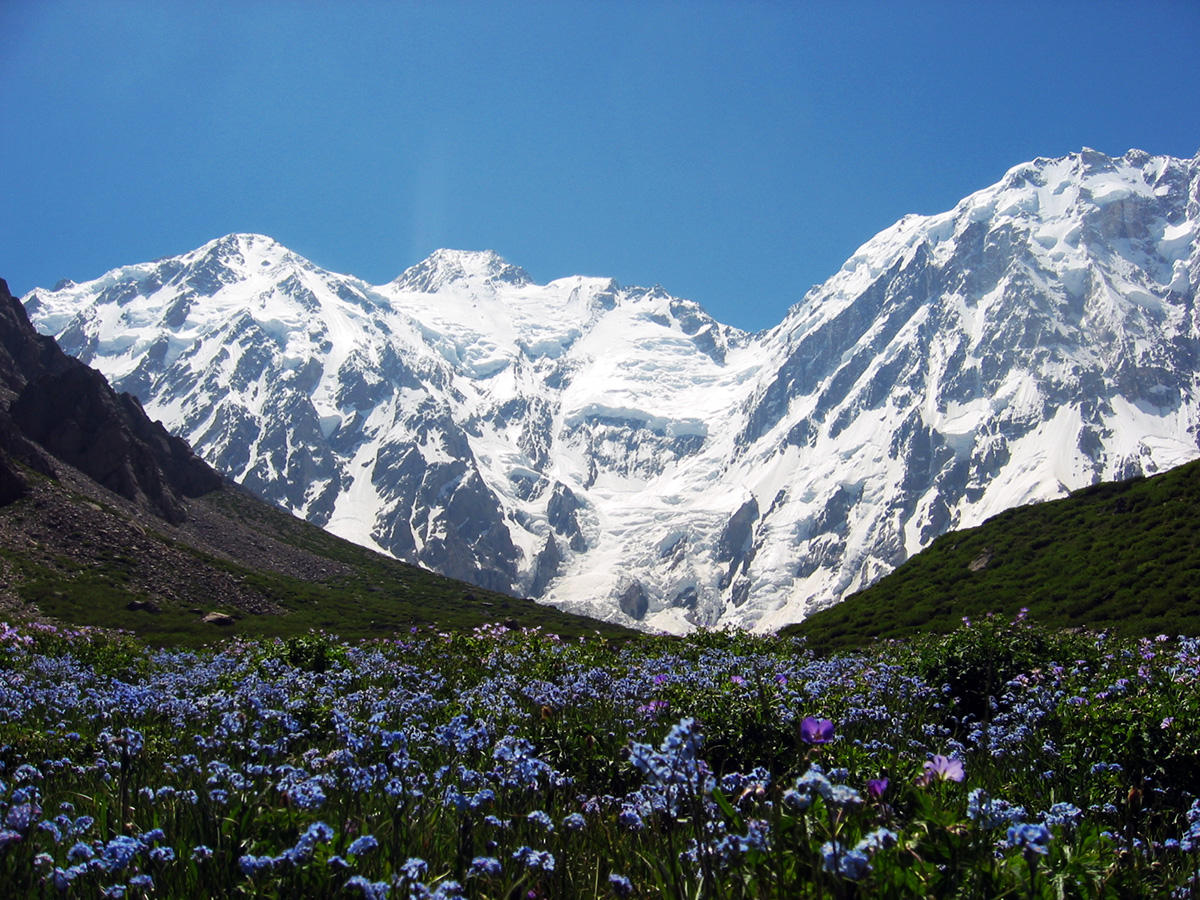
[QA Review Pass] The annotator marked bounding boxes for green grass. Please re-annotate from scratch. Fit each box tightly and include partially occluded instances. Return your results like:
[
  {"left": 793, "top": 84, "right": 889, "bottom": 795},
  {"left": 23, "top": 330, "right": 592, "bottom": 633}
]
[
  {"left": 13, "top": 454, "right": 1200, "bottom": 654},
  {"left": 0, "top": 483, "right": 639, "bottom": 647},
  {"left": 199, "top": 487, "right": 640, "bottom": 643},
  {"left": 786, "top": 458, "right": 1200, "bottom": 651}
]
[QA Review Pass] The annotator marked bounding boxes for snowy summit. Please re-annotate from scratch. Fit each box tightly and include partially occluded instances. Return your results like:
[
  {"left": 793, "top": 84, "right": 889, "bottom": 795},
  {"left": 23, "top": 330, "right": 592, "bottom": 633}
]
[{"left": 24, "top": 148, "right": 1200, "bottom": 631}]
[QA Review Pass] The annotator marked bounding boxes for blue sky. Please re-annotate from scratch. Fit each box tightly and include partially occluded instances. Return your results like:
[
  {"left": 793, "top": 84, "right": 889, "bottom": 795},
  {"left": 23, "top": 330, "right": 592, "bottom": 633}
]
[{"left": 2, "top": 1, "right": 1198, "bottom": 332}]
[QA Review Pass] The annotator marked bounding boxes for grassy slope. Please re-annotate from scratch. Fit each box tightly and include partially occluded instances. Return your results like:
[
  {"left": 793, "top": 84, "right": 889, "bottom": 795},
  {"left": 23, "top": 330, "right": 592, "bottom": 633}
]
[
  {"left": 0, "top": 474, "right": 639, "bottom": 647},
  {"left": 784, "top": 458, "right": 1200, "bottom": 651},
  {"left": 198, "top": 486, "right": 641, "bottom": 643}
]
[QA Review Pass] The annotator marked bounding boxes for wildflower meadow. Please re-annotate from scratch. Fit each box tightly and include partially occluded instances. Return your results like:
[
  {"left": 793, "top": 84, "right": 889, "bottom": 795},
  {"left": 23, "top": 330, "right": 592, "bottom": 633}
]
[{"left": 1, "top": 613, "right": 1199, "bottom": 898}]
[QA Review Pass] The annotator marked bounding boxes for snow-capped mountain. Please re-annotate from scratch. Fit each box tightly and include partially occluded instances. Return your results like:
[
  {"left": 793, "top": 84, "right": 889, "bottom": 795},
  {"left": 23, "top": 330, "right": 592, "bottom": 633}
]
[{"left": 24, "top": 148, "right": 1200, "bottom": 631}]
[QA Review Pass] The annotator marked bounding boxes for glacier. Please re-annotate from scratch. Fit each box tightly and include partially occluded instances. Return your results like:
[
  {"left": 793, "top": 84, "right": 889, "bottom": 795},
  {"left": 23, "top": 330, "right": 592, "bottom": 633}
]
[{"left": 24, "top": 147, "right": 1200, "bottom": 631}]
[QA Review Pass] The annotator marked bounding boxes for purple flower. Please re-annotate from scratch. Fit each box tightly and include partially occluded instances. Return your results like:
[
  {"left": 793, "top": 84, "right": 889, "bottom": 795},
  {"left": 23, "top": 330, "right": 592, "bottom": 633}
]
[
  {"left": 346, "top": 875, "right": 391, "bottom": 900},
  {"left": 821, "top": 840, "right": 870, "bottom": 879},
  {"left": 50, "top": 867, "right": 76, "bottom": 892},
  {"left": 512, "top": 846, "right": 555, "bottom": 872},
  {"left": 101, "top": 835, "right": 142, "bottom": 872},
  {"left": 921, "top": 755, "right": 965, "bottom": 784},
  {"left": 828, "top": 784, "right": 863, "bottom": 807},
  {"left": 468, "top": 856, "right": 502, "bottom": 878},
  {"left": 609, "top": 873, "right": 634, "bottom": 897},
  {"left": 5, "top": 803, "right": 40, "bottom": 833},
  {"left": 399, "top": 858, "right": 428, "bottom": 882},
  {"left": 637, "top": 699, "right": 669, "bottom": 720},
  {"left": 867, "top": 777, "right": 889, "bottom": 800},
  {"left": 346, "top": 834, "right": 379, "bottom": 856},
  {"left": 149, "top": 846, "right": 175, "bottom": 863},
  {"left": 1008, "top": 822, "right": 1052, "bottom": 860},
  {"left": 618, "top": 807, "right": 645, "bottom": 831},
  {"left": 856, "top": 827, "right": 898, "bottom": 852},
  {"left": 238, "top": 854, "right": 278, "bottom": 877},
  {"left": 967, "top": 788, "right": 1025, "bottom": 828},
  {"left": 800, "top": 717, "right": 835, "bottom": 745}
]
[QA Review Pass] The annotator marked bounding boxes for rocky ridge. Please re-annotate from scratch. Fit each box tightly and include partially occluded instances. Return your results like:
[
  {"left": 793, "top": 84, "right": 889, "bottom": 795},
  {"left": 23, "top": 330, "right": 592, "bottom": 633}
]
[
  {"left": 1, "top": 276, "right": 619, "bottom": 641},
  {"left": 24, "top": 148, "right": 1200, "bottom": 630}
]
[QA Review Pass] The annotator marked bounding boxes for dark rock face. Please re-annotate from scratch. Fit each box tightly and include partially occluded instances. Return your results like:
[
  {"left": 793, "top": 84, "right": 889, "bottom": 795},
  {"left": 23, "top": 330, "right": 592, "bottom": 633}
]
[
  {"left": 716, "top": 496, "right": 759, "bottom": 590},
  {"left": 0, "top": 278, "right": 222, "bottom": 523},
  {"left": 530, "top": 533, "right": 562, "bottom": 596},
  {"left": 369, "top": 410, "right": 522, "bottom": 595},
  {"left": 427, "top": 469, "right": 521, "bottom": 593},
  {"left": 672, "top": 585, "right": 699, "bottom": 609},
  {"left": 0, "top": 280, "right": 73, "bottom": 395},
  {"left": 717, "top": 497, "right": 759, "bottom": 562},
  {"left": 618, "top": 580, "right": 649, "bottom": 620},
  {"left": 0, "top": 446, "right": 29, "bottom": 506},
  {"left": 546, "top": 482, "right": 587, "bottom": 551},
  {"left": 15, "top": 368, "right": 185, "bottom": 523}
]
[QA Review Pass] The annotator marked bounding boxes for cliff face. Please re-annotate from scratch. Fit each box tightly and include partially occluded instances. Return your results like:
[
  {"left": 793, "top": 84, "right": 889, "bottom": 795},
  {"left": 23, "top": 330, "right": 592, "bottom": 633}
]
[{"left": 0, "top": 277, "right": 222, "bottom": 522}]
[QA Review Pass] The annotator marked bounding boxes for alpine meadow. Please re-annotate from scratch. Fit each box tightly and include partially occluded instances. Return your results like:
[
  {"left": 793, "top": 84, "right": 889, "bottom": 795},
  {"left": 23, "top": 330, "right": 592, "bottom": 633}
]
[{"left": 4, "top": 140, "right": 1200, "bottom": 899}]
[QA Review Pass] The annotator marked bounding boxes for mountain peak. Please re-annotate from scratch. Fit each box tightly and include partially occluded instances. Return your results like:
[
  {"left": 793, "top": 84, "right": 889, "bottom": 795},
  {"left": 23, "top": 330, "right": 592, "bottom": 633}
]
[
  {"left": 391, "top": 249, "right": 531, "bottom": 293},
  {"left": 21, "top": 149, "right": 1200, "bottom": 633},
  {"left": 188, "top": 233, "right": 294, "bottom": 268},
  {"left": 205, "top": 232, "right": 285, "bottom": 254}
]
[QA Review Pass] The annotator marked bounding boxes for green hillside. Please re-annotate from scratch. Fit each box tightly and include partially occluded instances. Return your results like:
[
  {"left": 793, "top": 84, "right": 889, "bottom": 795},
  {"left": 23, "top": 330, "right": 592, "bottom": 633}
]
[
  {"left": 0, "top": 277, "right": 637, "bottom": 647},
  {"left": 784, "top": 458, "right": 1200, "bottom": 651},
  {"left": 0, "top": 472, "right": 638, "bottom": 647}
]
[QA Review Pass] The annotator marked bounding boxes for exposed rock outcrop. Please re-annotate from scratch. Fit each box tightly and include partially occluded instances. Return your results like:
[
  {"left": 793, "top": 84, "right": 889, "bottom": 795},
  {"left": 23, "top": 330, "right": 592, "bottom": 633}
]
[{"left": 0, "top": 278, "right": 222, "bottom": 521}]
